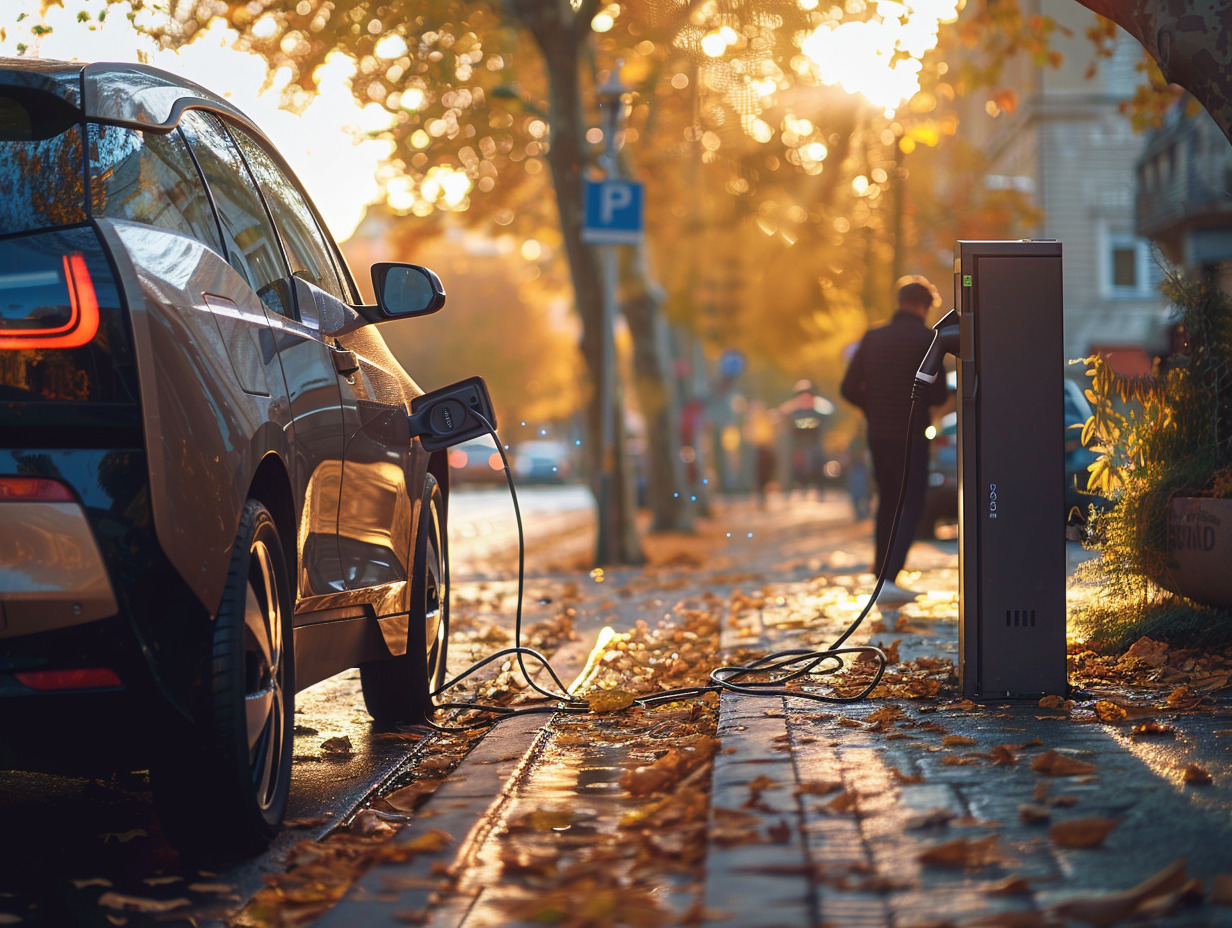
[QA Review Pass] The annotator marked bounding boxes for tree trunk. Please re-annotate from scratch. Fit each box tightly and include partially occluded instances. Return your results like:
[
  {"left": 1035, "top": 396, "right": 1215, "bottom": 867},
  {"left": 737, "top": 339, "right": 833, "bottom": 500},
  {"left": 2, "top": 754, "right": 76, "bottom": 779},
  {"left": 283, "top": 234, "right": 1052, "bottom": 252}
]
[
  {"left": 1074, "top": 1, "right": 1232, "bottom": 144},
  {"left": 510, "top": 0, "right": 642, "bottom": 565}
]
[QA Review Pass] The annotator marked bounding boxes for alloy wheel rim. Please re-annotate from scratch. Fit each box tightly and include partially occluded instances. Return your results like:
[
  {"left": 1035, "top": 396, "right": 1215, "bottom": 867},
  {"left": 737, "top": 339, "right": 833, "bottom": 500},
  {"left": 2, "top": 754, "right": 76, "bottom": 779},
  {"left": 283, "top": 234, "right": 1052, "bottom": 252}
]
[
  {"left": 423, "top": 507, "right": 445, "bottom": 671},
  {"left": 243, "top": 534, "right": 285, "bottom": 811}
]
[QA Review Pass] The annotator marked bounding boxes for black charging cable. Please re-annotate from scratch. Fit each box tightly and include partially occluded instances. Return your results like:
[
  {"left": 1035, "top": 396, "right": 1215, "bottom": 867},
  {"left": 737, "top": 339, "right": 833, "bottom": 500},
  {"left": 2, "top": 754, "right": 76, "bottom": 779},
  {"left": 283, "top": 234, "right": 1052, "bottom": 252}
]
[
  {"left": 632, "top": 396, "right": 941, "bottom": 709},
  {"left": 421, "top": 402, "right": 937, "bottom": 728},
  {"left": 423, "top": 311, "right": 960, "bottom": 726},
  {"left": 423, "top": 414, "right": 590, "bottom": 732}
]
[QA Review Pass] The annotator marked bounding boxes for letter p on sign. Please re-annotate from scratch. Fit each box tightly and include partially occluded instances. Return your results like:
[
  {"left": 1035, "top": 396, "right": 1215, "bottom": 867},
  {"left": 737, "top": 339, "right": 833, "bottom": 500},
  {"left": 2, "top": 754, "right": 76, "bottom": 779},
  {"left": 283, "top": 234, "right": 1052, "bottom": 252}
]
[{"left": 583, "top": 179, "right": 644, "bottom": 245}]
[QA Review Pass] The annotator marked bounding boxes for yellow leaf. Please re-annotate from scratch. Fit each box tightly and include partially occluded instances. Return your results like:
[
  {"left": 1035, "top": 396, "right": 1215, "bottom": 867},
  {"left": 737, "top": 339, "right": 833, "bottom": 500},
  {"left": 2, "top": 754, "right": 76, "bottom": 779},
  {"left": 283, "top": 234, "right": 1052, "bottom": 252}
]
[{"left": 586, "top": 689, "right": 636, "bottom": 713}]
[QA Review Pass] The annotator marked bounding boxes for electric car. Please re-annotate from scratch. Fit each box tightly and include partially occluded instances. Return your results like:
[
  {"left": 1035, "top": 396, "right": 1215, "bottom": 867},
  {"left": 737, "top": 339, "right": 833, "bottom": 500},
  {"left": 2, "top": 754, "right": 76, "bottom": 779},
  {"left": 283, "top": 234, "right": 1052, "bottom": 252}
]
[{"left": 0, "top": 59, "right": 451, "bottom": 855}]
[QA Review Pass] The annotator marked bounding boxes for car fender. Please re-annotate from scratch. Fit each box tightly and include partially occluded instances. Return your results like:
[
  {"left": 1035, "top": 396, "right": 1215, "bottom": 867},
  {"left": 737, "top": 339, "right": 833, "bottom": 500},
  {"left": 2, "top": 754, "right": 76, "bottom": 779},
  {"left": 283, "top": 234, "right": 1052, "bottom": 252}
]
[{"left": 96, "top": 219, "right": 293, "bottom": 615}]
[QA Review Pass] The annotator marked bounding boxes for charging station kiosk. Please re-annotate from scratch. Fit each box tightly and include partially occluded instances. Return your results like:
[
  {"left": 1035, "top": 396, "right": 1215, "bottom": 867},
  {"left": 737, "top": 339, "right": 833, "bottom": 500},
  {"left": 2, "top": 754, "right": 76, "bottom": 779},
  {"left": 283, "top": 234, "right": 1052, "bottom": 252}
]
[{"left": 956, "top": 241, "right": 1067, "bottom": 698}]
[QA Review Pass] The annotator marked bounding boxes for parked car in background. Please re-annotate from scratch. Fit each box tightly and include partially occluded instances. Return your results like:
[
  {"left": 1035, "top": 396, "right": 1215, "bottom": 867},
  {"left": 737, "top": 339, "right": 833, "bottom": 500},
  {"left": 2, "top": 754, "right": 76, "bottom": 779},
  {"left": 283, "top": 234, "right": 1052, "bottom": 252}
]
[
  {"left": 917, "top": 380, "right": 1107, "bottom": 539},
  {"left": 0, "top": 59, "right": 453, "bottom": 857},
  {"left": 448, "top": 436, "right": 508, "bottom": 486},
  {"left": 919, "top": 412, "right": 959, "bottom": 539},
  {"left": 513, "top": 439, "right": 575, "bottom": 484}
]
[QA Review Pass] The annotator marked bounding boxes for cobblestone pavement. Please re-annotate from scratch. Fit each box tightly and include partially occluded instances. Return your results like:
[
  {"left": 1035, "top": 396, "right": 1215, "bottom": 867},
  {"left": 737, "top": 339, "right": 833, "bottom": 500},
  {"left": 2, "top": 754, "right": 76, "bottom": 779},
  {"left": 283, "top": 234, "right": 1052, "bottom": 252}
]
[{"left": 319, "top": 492, "right": 1232, "bottom": 928}]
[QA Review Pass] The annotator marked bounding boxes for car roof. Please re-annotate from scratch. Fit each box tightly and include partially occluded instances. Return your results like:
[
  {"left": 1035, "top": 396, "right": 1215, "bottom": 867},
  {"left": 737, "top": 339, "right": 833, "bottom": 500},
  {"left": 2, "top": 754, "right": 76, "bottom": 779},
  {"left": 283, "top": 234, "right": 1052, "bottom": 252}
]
[{"left": 0, "top": 57, "right": 259, "bottom": 135}]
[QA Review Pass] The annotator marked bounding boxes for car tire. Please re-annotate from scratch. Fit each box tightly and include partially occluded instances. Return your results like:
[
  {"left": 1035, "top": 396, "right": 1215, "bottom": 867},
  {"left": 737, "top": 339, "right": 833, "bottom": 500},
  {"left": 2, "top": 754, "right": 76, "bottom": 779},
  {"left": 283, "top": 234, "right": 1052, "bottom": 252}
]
[
  {"left": 360, "top": 474, "right": 449, "bottom": 725},
  {"left": 151, "top": 499, "right": 294, "bottom": 857}
]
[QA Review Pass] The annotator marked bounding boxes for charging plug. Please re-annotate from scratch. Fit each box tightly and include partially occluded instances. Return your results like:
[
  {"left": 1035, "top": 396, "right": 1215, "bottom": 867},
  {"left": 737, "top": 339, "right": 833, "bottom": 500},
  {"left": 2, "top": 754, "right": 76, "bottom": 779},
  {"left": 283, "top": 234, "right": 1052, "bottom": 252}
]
[
  {"left": 915, "top": 310, "right": 961, "bottom": 396},
  {"left": 408, "top": 376, "right": 498, "bottom": 451}
]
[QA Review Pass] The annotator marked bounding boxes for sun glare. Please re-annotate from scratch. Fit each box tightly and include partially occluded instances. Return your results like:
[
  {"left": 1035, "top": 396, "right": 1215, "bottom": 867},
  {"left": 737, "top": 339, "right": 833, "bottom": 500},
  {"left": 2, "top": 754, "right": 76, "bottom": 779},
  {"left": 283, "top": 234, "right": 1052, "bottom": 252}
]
[
  {"left": 800, "top": 0, "right": 961, "bottom": 114},
  {"left": 2, "top": 0, "right": 398, "bottom": 241}
]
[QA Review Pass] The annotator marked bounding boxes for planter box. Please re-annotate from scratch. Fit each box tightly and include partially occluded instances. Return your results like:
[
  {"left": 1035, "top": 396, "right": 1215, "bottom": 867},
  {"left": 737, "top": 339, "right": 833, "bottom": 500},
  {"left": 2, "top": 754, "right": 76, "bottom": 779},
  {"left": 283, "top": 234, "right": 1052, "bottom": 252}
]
[{"left": 1162, "top": 497, "right": 1232, "bottom": 607}]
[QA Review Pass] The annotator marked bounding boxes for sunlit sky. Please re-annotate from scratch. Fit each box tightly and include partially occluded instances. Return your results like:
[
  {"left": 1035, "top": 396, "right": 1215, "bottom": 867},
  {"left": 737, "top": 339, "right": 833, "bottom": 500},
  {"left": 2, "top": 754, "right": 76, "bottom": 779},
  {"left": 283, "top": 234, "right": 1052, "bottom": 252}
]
[
  {"left": 2, "top": 0, "right": 962, "bottom": 239},
  {"left": 2, "top": 0, "right": 394, "bottom": 241},
  {"left": 799, "top": 0, "right": 962, "bottom": 114}
]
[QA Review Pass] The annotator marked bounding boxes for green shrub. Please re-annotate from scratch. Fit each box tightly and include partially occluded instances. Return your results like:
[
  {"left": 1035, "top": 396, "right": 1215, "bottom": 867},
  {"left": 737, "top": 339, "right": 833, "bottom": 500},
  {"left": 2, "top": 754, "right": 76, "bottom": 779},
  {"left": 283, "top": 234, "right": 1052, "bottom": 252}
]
[{"left": 1074, "top": 269, "right": 1232, "bottom": 648}]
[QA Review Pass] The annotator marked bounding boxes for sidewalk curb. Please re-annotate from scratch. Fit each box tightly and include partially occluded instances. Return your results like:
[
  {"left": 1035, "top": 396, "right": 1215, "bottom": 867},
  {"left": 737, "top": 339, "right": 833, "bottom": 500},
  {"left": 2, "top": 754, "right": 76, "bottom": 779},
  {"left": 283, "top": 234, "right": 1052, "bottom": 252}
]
[{"left": 313, "top": 714, "right": 549, "bottom": 928}]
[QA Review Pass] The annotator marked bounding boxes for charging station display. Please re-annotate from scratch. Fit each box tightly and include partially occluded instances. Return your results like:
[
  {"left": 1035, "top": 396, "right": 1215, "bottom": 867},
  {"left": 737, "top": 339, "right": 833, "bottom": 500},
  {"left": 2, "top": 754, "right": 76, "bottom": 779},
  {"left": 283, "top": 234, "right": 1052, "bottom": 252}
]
[{"left": 956, "top": 240, "right": 1067, "bottom": 698}]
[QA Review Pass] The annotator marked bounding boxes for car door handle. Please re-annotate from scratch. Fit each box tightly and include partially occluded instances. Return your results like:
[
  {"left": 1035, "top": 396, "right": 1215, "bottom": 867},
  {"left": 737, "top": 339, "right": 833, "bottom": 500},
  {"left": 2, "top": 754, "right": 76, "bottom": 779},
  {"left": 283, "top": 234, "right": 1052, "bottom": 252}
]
[{"left": 331, "top": 347, "right": 360, "bottom": 376}]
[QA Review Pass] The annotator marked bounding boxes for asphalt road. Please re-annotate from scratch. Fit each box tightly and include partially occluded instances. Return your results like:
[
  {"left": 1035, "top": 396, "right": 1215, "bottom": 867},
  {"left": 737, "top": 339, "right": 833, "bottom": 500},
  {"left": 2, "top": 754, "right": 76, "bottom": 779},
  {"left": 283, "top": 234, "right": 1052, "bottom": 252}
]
[{"left": 0, "top": 484, "right": 595, "bottom": 928}]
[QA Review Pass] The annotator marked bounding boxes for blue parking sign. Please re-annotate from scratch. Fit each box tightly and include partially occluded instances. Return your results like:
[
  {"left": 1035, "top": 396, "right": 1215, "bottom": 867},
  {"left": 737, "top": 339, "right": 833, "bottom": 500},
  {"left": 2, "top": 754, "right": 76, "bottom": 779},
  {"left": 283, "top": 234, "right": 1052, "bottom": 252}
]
[{"left": 583, "top": 179, "right": 644, "bottom": 245}]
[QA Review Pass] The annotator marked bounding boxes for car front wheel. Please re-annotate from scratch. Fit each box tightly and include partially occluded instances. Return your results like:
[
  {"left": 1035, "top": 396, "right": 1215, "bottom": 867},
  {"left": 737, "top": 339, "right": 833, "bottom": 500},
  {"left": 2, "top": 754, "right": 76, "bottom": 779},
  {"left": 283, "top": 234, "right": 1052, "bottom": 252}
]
[{"left": 360, "top": 474, "right": 449, "bottom": 725}]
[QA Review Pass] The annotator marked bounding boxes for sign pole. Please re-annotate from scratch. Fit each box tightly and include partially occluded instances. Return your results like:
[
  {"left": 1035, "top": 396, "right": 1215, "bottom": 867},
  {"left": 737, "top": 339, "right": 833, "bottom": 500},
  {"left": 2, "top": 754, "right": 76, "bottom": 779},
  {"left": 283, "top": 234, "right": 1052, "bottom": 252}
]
[{"left": 597, "top": 243, "right": 619, "bottom": 564}]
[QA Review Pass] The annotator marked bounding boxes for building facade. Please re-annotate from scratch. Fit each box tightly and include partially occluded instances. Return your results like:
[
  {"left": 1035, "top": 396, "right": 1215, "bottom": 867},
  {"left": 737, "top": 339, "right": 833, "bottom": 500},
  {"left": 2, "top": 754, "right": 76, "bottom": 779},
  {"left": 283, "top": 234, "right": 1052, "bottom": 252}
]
[{"left": 960, "top": 0, "right": 1170, "bottom": 374}]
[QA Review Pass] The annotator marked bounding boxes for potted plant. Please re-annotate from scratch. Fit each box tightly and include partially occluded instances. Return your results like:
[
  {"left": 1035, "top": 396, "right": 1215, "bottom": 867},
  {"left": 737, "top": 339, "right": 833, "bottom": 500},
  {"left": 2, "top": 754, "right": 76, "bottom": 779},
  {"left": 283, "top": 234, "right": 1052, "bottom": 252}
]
[{"left": 1082, "top": 269, "right": 1232, "bottom": 612}]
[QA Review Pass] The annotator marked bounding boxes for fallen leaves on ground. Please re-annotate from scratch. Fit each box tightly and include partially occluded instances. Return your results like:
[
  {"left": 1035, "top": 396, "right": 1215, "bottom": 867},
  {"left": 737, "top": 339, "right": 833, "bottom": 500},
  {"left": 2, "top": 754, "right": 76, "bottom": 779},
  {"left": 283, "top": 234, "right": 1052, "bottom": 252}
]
[
  {"left": 1211, "top": 874, "right": 1232, "bottom": 905},
  {"left": 1038, "top": 694, "right": 1074, "bottom": 712},
  {"left": 795, "top": 779, "right": 843, "bottom": 796},
  {"left": 319, "top": 735, "right": 353, "bottom": 758},
  {"left": 1019, "top": 804, "right": 1051, "bottom": 825},
  {"left": 1030, "top": 750, "right": 1097, "bottom": 777},
  {"left": 942, "top": 734, "right": 978, "bottom": 747},
  {"left": 97, "top": 892, "right": 191, "bottom": 913},
  {"left": 1130, "top": 720, "right": 1174, "bottom": 737},
  {"left": 1049, "top": 817, "right": 1120, "bottom": 849},
  {"left": 585, "top": 688, "right": 636, "bottom": 713},
  {"left": 1050, "top": 858, "right": 1188, "bottom": 927},
  {"left": 481, "top": 603, "right": 724, "bottom": 925},
  {"left": 1182, "top": 763, "right": 1213, "bottom": 784},
  {"left": 917, "top": 835, "right": 1000, "bottom": 869},
  {"left": 986, "top": 876, "right": 1033, "bottom": 896},
  {"left": 1069, "top": 636, "right": 1232, "bottom": 697},
  {"left": 498, "top": 871, "right": 672, "bottom": 928}
]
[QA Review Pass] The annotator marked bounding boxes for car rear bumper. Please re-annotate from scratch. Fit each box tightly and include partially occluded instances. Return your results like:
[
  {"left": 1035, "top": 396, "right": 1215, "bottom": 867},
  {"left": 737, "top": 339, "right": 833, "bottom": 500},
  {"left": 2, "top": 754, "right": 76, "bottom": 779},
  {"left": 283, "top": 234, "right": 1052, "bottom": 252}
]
[{"left": 0, "top": 501, "right": 119, "bottom": 638}]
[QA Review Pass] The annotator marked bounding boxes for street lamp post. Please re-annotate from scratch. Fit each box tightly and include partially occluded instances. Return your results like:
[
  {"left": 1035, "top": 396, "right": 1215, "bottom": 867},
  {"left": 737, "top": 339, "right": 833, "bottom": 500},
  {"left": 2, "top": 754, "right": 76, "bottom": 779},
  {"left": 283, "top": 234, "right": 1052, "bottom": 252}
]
[{"left": 594, "top": 64, "right": 630, "bottom": 565}]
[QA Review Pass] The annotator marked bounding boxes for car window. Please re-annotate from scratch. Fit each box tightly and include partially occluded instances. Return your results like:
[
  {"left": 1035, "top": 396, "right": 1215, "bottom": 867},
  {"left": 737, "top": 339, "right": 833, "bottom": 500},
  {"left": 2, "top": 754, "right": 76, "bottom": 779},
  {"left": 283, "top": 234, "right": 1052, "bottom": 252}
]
[
  {"left": 0, "top": 89, "right": 88, "bottom": 235},
  {"left": 228, "top": 125, "right": 347, "bottom": 303},
  {"left": 176, "top": 109, "right": 290, "bottom": 318},
  {"left": 88, "top": 123, "right": 224, "bottom": 255}
]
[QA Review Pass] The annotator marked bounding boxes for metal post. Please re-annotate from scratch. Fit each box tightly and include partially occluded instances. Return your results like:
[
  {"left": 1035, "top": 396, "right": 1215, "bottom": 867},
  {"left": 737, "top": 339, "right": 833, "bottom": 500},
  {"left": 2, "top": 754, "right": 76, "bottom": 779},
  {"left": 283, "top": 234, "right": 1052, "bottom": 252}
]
[
  {"left": 594, "top": 65, "right": 629, "bottom": 565},
  {"left": 597, "top": 244, "right": 619, "bottom": 563}
]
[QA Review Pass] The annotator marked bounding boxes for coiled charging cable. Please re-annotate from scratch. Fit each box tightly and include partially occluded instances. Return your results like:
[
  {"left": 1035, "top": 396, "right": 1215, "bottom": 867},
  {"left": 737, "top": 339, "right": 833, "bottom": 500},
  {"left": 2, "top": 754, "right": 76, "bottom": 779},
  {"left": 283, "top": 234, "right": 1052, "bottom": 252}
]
[{"left": 422, "top": 391, "right": 939, "bottom": 728}]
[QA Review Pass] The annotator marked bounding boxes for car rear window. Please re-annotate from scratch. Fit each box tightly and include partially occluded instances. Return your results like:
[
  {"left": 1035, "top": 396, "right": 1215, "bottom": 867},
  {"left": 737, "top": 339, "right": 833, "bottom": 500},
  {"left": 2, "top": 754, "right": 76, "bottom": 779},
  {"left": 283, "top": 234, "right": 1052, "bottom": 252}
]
[
  {"left": 0, "top": 88, "right": 88, "bottom": 237},
  {"left": 88, "top": 122, "right": 225, "bottom": 255}
]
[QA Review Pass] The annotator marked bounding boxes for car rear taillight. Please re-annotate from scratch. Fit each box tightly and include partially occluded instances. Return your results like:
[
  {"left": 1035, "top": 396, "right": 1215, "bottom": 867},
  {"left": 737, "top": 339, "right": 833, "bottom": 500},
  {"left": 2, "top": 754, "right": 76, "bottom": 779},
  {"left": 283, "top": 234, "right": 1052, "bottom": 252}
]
[
  {"left": 14, "top": 668, "right": 123, "bottom": 691},
  {"left": 0, "top": 476, "right": 74, "bottom": 502},
  {"left": 0, "top": 252, "right": 100, "bottom": 351}
]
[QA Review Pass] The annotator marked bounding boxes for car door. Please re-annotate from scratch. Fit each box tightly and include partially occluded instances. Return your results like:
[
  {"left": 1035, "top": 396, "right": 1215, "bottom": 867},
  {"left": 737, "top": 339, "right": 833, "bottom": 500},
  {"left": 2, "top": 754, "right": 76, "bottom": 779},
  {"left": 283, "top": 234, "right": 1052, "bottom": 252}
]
[
  {"left": 177, "top": 109, "right": 348, "bottom": 599},
  {"left": 226, "top": 125, "right": 416, "bottom": 628}
]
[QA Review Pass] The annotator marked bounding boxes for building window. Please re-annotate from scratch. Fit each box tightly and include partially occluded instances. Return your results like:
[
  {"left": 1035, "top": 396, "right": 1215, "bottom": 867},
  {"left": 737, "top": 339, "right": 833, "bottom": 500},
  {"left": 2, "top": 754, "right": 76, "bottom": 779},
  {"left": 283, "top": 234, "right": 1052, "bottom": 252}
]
[
  {"left": 1103, "top": 231, "right": 1164, "bottom": 299},
  {"left": 1112, "top": 245, "right": 1138, "bottom": 288}
]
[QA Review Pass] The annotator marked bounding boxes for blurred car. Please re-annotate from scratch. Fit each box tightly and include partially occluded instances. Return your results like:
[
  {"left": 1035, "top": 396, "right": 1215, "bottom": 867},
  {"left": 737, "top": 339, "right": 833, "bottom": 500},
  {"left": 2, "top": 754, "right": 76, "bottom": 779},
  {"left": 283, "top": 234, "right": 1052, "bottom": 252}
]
[
  {"left": 917, "top": 381, "right": 1108, "bottom": 539},
  {"left": 0, "top": 59, "right": 454, "bottom": 856},
  {"left": 448, "top": 437, "right": 508, "bottom": 485},
  {"left": 919, "top": 412, "right": 959, "bottom": 539},
  {"left": 513, "top": 439, "right": 575, "bottom": 484}
]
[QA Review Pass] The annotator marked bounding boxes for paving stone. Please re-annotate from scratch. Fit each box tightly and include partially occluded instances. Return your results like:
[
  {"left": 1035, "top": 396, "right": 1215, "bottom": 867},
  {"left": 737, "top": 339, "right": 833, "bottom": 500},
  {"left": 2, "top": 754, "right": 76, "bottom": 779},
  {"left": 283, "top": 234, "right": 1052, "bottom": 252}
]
[{"left": 702, "top": 694, "right": 816, "bottom": 928}]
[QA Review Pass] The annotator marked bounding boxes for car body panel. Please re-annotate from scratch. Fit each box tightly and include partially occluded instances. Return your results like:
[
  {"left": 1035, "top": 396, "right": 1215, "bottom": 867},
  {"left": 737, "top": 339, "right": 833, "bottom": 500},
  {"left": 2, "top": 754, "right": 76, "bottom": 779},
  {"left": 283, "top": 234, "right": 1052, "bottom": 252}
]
[
  {"left": 82, "top": 60, "right": 255, "bottom": 134},
  {"left": 0, "top": 500, "right": 118, "bottom": 634},
  {"left": 96, "top": 218, "right": 294, "bottom": 615}
]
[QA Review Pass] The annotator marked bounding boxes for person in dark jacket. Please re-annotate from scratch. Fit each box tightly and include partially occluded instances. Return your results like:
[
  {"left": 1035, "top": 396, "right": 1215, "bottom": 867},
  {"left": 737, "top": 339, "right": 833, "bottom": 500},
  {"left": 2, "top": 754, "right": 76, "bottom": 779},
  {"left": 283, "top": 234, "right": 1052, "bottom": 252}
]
[{"left": 840, "top": 279, "right": 948, "bottom": 603}]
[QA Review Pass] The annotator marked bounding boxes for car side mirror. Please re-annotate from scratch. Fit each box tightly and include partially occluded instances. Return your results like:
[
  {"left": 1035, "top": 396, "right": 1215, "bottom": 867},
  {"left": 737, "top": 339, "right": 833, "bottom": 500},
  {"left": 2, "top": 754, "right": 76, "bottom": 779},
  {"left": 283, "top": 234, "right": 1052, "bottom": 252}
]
[
  {"left": 408, "top": 376, "right": 498, "bottom": 452},
  {"left": 372, "top": 263, "right": 446, "bottom": 319}
]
